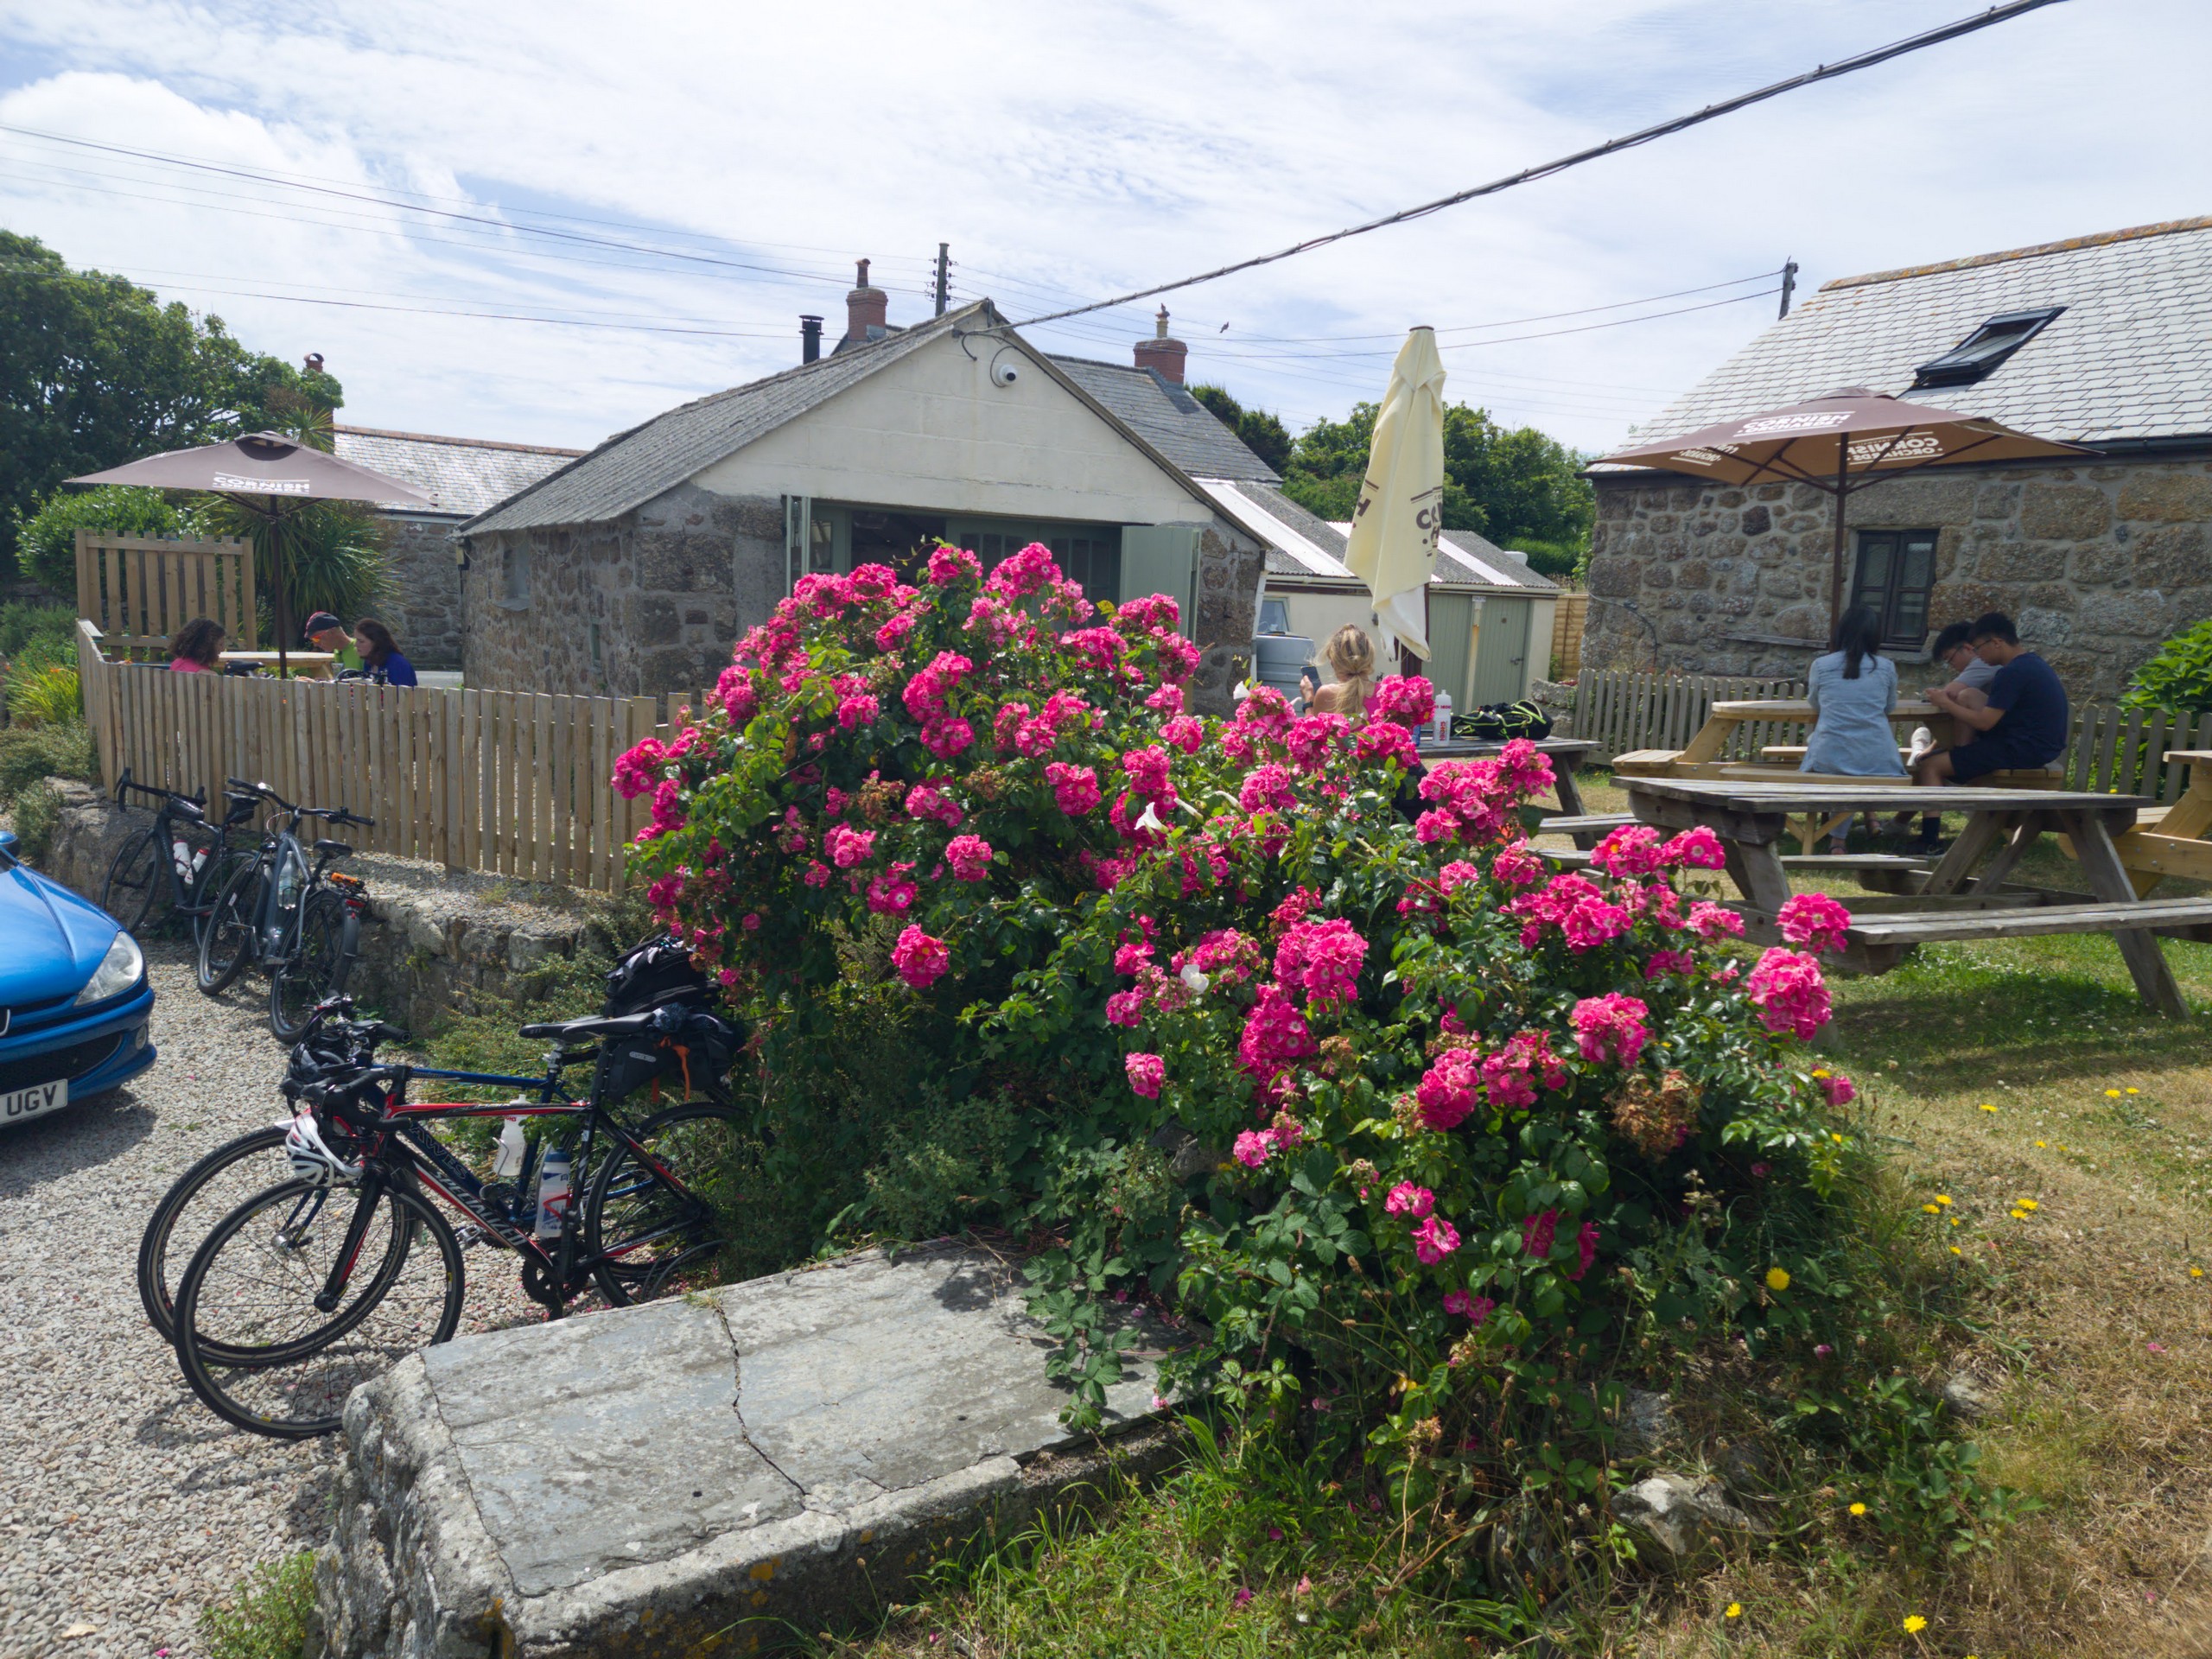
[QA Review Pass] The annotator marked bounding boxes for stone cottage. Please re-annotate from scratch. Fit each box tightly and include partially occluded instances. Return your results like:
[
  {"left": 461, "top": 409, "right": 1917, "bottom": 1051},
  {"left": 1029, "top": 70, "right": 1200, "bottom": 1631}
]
[
  {"left": 454, "top": 279, "right": 1279, "bottom": 711},
  {"left": 332, "top": 424, "right": 583, "bottom": 670},
  {"left": 1583, "top": 216, "right": 2212, "bottom": 697}
]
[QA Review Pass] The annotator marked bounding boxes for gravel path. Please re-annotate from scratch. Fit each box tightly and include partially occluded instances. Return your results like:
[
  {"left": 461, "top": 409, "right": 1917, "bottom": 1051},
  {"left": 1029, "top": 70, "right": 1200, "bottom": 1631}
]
[{"left": 0, "top": 943, "right": 537, "bottom": 1659}]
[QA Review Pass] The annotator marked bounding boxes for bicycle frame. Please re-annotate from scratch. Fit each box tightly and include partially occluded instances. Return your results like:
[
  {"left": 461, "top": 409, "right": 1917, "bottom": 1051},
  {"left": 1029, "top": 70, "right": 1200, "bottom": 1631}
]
[
  {"left": 299, "top": 1058, "right": 718, "bottom": 1319},
  {"left": 115, "top": 772, "right": 256, "bottom": 919}
]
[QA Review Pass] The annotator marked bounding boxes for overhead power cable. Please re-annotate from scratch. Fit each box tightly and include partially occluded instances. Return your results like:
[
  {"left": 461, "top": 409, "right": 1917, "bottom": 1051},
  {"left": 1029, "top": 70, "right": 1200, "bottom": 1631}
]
[{"left": 1005, "top": 0, "right": 2068, "bottom": 327}]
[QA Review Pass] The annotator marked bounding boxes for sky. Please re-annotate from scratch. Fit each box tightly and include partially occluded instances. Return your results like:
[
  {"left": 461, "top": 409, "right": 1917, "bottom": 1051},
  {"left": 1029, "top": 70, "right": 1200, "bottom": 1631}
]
[{"left": 0, "top": 0, "right": 2203, "bottom": 458}]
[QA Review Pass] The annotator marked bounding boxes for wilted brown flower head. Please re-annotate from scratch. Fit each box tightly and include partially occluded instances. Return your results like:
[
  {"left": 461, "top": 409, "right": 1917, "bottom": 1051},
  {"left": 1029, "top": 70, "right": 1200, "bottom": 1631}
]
[{"left": 1610, "top": 1069, "right": 1702, "bottom": 1160}]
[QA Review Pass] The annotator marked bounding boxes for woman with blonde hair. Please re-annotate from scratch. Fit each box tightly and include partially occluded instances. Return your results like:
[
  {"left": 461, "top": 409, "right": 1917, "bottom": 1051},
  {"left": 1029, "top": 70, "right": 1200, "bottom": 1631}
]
[{"left": 1301, "top": 624, "right": 1377, "bottom": 715}]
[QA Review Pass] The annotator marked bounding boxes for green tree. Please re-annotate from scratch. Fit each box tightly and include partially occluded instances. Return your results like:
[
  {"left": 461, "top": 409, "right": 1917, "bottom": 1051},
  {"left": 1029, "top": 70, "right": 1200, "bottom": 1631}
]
[
  {"left": 1281, "top": 401, "right": 1596, "bottom": 577},
  {"left": 0, "top": 230, "right": 344, "bottom": 573},
  {"left": 1186, "top": 383, "right": 1294, "bottom": 475},
  {"left": 15, "top": 486, "right": 198, "bottom": 594}
]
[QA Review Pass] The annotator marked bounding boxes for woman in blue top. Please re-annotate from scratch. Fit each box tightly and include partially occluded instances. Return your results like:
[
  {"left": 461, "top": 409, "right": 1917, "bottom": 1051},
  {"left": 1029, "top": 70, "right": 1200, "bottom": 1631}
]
[
  {"left": 354, "top": 618, "right": 418, "bottom": 687},
  {"left": 1802, "top": 605, "right": 1904, "bottom": 853}
]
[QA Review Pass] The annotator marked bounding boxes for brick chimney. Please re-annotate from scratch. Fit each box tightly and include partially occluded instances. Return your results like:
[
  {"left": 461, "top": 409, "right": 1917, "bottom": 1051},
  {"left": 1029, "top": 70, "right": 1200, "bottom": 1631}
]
[
  {"left": 842, "top": 258, "right": 888, "bottom": 346},
  {"left": 302, "top": 352, "right": 325, "bottom": 375},
  {"left": 1133, "top": 307, "right": 1186, "bottom": 385}
]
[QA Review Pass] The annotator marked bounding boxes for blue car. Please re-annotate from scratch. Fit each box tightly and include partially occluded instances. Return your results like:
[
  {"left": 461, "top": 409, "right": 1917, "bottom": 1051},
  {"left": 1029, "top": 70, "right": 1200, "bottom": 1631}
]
[{"left": 1, "top": 829, "right": 156, "bottom": 1128}]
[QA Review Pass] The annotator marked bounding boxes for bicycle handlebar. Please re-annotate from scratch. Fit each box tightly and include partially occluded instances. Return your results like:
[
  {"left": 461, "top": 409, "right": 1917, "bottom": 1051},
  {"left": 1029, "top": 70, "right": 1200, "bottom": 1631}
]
[
  {"left": 222, "top": 778, "right": 372, "bottom": 830},
  {"left": 115, "top": 770, "right": 203, "bottom": 810}
]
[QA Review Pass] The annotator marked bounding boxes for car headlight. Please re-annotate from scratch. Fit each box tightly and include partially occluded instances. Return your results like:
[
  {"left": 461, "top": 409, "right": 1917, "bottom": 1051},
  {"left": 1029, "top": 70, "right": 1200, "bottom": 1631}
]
[{"left": 73, "top": 930, "right": 145, "bottom": 1007}]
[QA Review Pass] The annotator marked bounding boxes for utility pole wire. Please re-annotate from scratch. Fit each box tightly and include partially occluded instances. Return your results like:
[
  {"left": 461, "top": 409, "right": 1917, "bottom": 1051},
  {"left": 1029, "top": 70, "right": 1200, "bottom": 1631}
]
[{"left": 1007, "top": 0, "right": 2069, "bottom": 328}]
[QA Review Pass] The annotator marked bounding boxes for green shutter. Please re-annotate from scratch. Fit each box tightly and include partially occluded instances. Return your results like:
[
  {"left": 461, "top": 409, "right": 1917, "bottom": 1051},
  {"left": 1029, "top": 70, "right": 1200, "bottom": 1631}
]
[{"left": 1119, "top": 525, "right": 1201, "bottom": 639}]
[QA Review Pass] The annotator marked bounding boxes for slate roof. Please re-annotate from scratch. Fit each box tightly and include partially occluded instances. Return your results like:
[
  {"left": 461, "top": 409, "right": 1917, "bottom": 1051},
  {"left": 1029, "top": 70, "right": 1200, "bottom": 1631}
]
[
  {"left": 462, "top": 301, "right": 1275, "bottom": 536},
  {"left": 331, "top": 426, "right": 584, "bottom": 517},
  {"left": 1624, "top": 217, "right": 2212, "bottom": 453},
  {"left": 1049, "top": 359, "right": 1280, "bottom": 483},
  {"left": 1198, "top": 480, "right": 1555, "bottom": 593}
]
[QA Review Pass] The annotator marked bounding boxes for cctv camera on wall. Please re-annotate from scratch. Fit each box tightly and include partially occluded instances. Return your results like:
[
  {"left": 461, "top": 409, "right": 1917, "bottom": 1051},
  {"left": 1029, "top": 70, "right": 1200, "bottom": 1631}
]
[{"left": 990, "top": 353, "right": 1020, "bottom": 387}]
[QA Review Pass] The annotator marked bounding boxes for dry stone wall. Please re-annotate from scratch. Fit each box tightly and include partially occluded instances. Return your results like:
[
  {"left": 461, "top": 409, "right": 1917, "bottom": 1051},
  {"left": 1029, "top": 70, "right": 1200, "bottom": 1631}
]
[
  {"left": 1582, "top": 455, "right": 2212, "bottom": 698},
  {"left": 370, "top": 512, "right": 465, "bottom": 671}
]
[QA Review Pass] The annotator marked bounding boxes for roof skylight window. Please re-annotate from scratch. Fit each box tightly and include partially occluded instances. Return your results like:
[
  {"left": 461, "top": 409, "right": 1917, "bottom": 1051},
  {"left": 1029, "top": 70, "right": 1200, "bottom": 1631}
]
[{"left": 1910, "top": 307, "right": 2064, "bottom": 389}]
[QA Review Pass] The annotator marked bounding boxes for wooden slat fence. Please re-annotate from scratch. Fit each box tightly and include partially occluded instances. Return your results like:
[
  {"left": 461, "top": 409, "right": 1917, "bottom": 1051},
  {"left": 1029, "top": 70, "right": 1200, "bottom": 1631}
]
[
  {"left": 1574, "top": 669, "right": 1806, "bottom": 764},
  {"left": 1548, "top": 592, "right": 1590, "bottom": 680},
  {"left": 76, "top": 531, "right": 257, "bottom": 658},
  {"left": 75, "top": 622, "right": 714, "bottom": 892}
]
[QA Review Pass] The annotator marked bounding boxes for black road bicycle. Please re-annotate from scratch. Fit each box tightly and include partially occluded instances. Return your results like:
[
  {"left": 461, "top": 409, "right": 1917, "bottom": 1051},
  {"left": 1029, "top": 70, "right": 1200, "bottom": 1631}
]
[
  {"left": 195, "top": 779, "right": 373, "bottom": 1040},
  {"left": 99, "top": 772, "right": 262, "bottom": 942},
  {"left": 168, "top": 1000, "right": 743, "bottom": 1438}
]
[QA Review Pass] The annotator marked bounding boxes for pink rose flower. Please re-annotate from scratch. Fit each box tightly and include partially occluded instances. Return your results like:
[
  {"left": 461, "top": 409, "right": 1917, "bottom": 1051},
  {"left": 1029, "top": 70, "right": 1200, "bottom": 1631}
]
[
  {"left": 890, "top": 925, "right": 950, "bottom": 988},
  {"left": 1412, "top": 1215, "right": 1460, "bottom": 1264},
  {"left": 1777, "top": 892, "right": 1853, "bottom": 954},
  {"left": 1571, "top": 993, "right": 1650, "bottom": 1067},
  {"left": 944, "top": 834, "right": 994, "bottom": 882},
  {"left": 1125, "top": 1052, "right": 1166, "bottom": 1099},
  {"left": 1383, "top": 1181, "right": 1434, "bottom": 1219},
  {"left": 1746, "top": 948, "right": 1833, "bottom": 1039}
]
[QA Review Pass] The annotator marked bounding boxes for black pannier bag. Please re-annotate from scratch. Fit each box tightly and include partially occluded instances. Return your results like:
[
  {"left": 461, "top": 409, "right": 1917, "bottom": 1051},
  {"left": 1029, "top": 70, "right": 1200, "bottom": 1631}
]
[
  {"left": 593, "top": 1008, "right": 744, "bottom": 1104},
  {"left": 602, "top": 933, "right": 711, "bottom": 1016},
  {"left": 1452, "top": 699, "right": 1554, "bottom": 742}
]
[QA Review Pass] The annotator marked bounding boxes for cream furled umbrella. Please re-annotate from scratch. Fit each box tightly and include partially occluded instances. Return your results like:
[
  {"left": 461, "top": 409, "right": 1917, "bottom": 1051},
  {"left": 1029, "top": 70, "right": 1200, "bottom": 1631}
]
[{"left": 1343, "top": 326, "right": 1447, "bottom": 661}]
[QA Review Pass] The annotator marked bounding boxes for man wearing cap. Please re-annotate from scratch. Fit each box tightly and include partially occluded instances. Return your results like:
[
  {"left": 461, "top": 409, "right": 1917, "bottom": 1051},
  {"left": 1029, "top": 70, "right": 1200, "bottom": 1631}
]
[{"left": 302, "top": 612, "right": 362, "bottom": 673}]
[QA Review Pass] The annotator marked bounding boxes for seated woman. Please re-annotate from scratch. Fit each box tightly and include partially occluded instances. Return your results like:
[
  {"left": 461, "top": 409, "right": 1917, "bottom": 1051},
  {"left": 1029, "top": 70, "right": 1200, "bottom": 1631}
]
[
  {"left": 1301, "top": 624, "right": 1376, "bottom": 716},
  {"left": 168, "top": 616, "right": 226, "bottom": 672},
  {"left": 353, "top": 618, "right": 418, "bottom": 687},
  {"left": 1801, "top": 605, "right": 1904, "bottom": 854}
]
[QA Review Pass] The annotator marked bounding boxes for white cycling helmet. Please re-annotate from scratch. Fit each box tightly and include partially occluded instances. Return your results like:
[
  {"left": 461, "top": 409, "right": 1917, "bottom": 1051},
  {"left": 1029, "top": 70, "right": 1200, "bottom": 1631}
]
[{"left": 283, "top": 1109, "right": 361, "bottom": 1187}]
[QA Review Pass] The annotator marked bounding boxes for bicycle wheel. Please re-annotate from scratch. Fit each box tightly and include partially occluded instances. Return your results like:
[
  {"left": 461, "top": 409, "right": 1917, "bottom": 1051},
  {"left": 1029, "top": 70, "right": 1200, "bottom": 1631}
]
[
  {"left": 270, "top": 890, "right": 351, "bottom": 1040},
  {"left": 174, "top": 1178, "right": 464, "bottom": 1439},
  {"left": 585, "top": 1100, "right": 745, "bottom": 1307},
  {"left": 188, "top": 843, "right": 257, "bottom": 952},
  {"left": 102, "top": 829, "right": 172, "bottom": 937},
  {"left": 197, "top": 856, "right": 265, "bottom": 995},
  {"left": 137, "top": 1124, "right": 290, "bottom": 1344}
]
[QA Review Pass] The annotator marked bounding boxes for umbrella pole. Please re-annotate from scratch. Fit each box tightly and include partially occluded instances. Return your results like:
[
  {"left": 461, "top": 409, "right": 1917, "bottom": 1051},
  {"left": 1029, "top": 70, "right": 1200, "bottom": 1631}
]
[
  {"left": 271, "top": 505, "right": 291, "bottom": 680},
  {"left": 1827, "top": 442, "right": 1850, "bottom": 647}
]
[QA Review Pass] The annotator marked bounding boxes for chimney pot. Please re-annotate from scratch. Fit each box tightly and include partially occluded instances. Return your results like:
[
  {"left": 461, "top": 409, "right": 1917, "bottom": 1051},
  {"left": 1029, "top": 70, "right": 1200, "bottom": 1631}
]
[
  {"left": 1133, "top": 306, "right": 1187, "bottom": 385},
  {"left": 843, "top": 257, "right": 888, "bottom": 347},
  {"left": 800, "top": 314, "right": 823, "bottom": 365},
  {"left": 303, "top": 352, "right": 325, "bottom": 374}
]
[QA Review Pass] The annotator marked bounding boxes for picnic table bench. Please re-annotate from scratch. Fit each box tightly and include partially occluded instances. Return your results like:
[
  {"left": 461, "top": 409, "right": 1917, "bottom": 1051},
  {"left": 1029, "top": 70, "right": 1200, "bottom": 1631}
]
[
  {"left": 1624, "top": 777, "right": 2212, "bottom": 1017},
  {"left": 2062, "top": 749, "right": 2212, "bottom": 897}
]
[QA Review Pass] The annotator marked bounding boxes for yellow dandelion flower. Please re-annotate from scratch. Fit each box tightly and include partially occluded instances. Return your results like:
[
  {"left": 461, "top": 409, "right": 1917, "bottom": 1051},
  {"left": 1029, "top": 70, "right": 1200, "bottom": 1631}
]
[
  {"left": 2036, "top": 1140, "right": 2048, "bottom": 1148},
  {"left": 2106, "top": 1089, "right": 2121, "bottom": 1098},
  {"left": 1831, "top": 1131, "right": 1845, "bottom": 1144},
  {"left": 1950, "top": 1246, "right": 1963, "bottom": 1255},
  {"left": 1904, "top": 1613, "right": 1928, "bottom": 1634},
  {"left": 2127, "top": 1087, "right": 2140, "bottom": 1095},
  {"left": 2192, "top": 1268, "right": 2204, "bottom": 1280},
  {"left": 1765, "top": 1267, "right": 1791, "bottom": 1292},
  {"left": 1725, "top": 1602, "right": 1743, "bottom": 1618},
  {"left": 1923, "top": 1203, "right": 1941, "bottom": 1214},
  {"left": 1810, "top": 1069, "right": 1831, "bottom": 1080},
  {"left": 1848, "top": 1501, "right": 1867, "bottom": 1516},
  {"left": 2009, "top": 1209, "right": 2028, "bottom": 1220},
  {"left": 1979, "top": 1103, "right": 1998, "bottom": 1113},
  {"left": 1949, "top": 1217, "right": 1962, "bottom": 1227},
  {"left": 1936, "top": 1195, "right": 1952, "bottom": 1206},
  {"left": 2018, "top": 1199, "right": 2037, "bottom": 1211}
]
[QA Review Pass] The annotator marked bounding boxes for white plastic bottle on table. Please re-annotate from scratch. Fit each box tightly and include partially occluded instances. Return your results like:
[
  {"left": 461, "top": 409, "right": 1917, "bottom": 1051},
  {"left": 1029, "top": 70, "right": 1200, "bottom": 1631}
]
[{"left": 1433, "top": 692, "right": 1453, "bottom": 742}]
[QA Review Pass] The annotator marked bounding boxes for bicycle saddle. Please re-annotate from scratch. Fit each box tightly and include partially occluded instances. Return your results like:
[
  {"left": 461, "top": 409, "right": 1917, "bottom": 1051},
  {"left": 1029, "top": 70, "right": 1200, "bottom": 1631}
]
[
  {"left": 314, "top": 839, "right": 353, "bottom": 860},
  {"left": 517, "top": 1010, "right": 658, "bottom": 1043}
]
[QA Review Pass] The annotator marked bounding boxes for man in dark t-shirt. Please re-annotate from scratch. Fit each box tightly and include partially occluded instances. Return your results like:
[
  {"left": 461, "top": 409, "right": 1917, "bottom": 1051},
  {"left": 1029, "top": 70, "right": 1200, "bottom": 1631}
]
[{"left": 1915, "top": 612, "right": 2069, "bottom": 791}]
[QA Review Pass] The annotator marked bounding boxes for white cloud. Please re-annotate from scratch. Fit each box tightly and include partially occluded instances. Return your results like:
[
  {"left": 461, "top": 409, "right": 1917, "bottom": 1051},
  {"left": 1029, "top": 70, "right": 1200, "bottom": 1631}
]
[{"left": 1, "top": 0, "right": 2203, "bottom": 453}]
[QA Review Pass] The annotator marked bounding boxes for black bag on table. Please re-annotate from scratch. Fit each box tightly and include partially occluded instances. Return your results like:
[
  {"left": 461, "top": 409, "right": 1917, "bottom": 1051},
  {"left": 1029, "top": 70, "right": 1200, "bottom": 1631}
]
[{"left": 1452, "top": 700, "right": 1553, "bottom": 742}]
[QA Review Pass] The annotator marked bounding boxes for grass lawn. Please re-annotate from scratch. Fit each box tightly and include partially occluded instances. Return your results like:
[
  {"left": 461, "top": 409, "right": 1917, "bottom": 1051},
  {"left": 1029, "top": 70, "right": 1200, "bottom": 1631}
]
[{"left": 813, "top": 772, "right": 2212, "bottom": 1659}]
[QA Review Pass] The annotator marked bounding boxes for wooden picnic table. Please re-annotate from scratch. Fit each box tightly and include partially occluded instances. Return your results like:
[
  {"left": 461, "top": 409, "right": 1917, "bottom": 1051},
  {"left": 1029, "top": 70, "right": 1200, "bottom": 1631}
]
[
  {"left": 1422, "top": 736, "right": 1602, "bottom": 843},
  {"left": 2085, "top": 749, "right": 2212, "bottom": 896},
  {"left": 1615, "top": 697, "right": 1959, "bottom": 781},
  {"left": 1624, "top": 776, "right": 2212, "bottom": 1018},
  {"left": 218, "top": 650, "right": 337, "bottom": 680}
]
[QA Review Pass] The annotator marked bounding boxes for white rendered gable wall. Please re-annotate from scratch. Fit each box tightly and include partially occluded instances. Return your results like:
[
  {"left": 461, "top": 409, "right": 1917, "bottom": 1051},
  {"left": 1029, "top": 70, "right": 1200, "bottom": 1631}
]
[{"left": 690, "top": 335, "right": 1209, "bottom": 525}]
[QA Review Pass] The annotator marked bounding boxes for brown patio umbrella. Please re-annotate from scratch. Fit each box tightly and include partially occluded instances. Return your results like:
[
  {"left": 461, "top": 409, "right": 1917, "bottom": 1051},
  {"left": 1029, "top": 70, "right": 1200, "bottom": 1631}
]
[
  {"left": 71, "top": 432, "right": 433, "bottom": 676},
  {"left": 1595, "top": 388, "right": 2087, "bottom": 643}
]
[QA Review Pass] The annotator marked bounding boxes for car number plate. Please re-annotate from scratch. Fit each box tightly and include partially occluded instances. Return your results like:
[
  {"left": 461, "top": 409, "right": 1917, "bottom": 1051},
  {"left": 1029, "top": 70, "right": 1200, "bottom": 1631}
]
[{"left": 1, "top": 1080, "right": 68, "bottom": 1125}]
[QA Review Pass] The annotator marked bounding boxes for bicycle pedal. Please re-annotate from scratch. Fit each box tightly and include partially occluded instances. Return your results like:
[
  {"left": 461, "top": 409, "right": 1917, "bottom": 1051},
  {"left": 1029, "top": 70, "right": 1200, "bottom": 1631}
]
[{"left": 450, "top": 1223, "right": 493, "bottom": 1250}]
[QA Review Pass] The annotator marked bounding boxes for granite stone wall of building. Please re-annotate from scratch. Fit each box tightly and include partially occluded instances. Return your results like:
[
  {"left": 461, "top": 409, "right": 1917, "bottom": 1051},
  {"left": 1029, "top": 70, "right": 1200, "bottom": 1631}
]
[
  {"left": 372, "top": 513, "right": 465, "bottom": 671},
  {"left": 1581, "top": 455, "right": 2212, "bottom": 699},
  {"left": 460, "top": 483, "right": 781, "bottom": 696}
]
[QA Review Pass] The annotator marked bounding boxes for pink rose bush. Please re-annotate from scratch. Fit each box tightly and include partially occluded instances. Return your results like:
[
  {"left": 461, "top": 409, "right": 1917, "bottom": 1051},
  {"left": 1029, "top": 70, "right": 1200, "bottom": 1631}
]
[{"left": 615, "top": 540, "right": 1860, "bottom": 1457}]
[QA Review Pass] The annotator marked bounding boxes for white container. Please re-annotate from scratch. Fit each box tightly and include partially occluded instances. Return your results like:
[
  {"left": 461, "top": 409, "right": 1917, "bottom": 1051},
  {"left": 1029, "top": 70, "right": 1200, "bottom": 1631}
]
[
  {"left": 492, "top": 1116, "right": 527, "bottom": 1179},
  {"left": 533, "top": 1145, "right": 571, "bottom": 1239},
  {"left": 1433, "top": 692, "right": 1453, "bottom": 742}
]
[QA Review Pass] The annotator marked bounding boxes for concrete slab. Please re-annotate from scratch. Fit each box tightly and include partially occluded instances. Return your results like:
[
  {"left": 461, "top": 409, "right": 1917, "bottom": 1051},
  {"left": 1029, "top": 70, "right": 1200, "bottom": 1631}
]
[{"left": 310, "top": 1244, "right": 1177, "bottom": 1658}]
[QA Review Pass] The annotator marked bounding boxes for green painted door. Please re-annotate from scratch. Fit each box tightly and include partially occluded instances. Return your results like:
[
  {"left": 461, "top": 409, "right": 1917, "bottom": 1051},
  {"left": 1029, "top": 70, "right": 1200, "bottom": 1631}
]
[
  {"left": 1425, "top": 591, "right": 1475, "bottom": 712},
  {"left": 1119, "top": 525, "right": 1201, "bottom": 639},
  {"left": 1468, "top": 595, "right": 1533, "bottom": 706}
]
